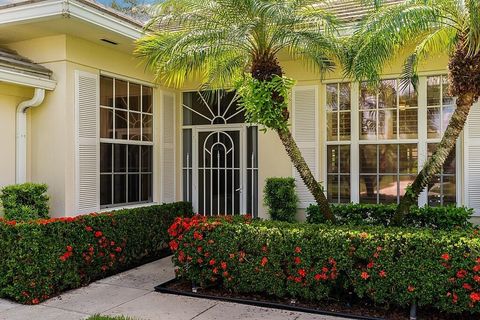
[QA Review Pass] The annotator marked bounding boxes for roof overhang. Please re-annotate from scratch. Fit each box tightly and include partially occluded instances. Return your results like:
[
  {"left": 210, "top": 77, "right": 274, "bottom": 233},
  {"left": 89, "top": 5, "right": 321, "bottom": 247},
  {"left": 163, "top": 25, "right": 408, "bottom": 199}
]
[
  {"left": 0, "top": 0, "right": 145, "bottom": 40},
  {"left": 0, "top": 66, "right": 56, "bottom": 90}
]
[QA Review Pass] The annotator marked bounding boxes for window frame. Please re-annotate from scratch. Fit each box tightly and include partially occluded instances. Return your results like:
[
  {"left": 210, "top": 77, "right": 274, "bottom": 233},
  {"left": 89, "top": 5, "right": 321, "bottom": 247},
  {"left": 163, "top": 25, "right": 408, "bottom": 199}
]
[
  {"left": 323, "top": 74, "right": 461, "bottom": 206},
  {"left": 99, "top": 74, "right": 155, "bottom": 209}
]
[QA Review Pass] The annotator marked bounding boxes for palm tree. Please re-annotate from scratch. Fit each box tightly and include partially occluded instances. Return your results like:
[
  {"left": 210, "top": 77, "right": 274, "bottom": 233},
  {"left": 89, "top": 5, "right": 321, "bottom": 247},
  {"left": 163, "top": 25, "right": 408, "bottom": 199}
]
[
  {"left": 345, "top": 0, "right": 480, "bottom": 225},
  {"left": 136, "top": 0, "right": 343, "bottom": 221}
]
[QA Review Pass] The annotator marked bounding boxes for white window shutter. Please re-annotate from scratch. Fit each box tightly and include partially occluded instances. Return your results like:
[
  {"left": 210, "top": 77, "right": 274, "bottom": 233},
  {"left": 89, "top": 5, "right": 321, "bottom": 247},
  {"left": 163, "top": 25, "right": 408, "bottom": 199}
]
[
  {"left": 292, "top": 86, "right": 318, "bottom": 208},
  {"left": 464, "top": 101, "right": 480, "bottom": 215},
  {"left": 162, "top": 92, "right": 176, "bottom": 203},
  {"left": 75, "top": 70, "right": 100, "bottom": 214}
]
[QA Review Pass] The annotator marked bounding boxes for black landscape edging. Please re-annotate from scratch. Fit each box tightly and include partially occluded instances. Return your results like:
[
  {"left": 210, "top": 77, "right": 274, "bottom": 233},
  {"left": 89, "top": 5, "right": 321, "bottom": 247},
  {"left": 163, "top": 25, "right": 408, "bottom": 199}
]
[{"left": 154, "top": 279, "right": 384, "bottom": 320}]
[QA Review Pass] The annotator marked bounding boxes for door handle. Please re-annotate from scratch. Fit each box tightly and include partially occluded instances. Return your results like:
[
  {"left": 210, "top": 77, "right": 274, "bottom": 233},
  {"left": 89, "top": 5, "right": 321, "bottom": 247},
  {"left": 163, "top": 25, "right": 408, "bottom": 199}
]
[{"left": 235, "top": 187, "right": 242, "bottom": 192}]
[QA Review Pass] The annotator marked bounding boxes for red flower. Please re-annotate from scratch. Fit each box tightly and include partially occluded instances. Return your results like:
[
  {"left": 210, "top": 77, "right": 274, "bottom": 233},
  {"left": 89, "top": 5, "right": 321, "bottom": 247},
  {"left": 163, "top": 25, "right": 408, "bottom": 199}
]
[
  {"left": 329, "top": 257, "right": 337, "bottom": 266},
  {"left": 474, "top": 275, "right": 480, "bottom": 283},
  {"left": 110, "top": 241, "right": 115, "bottom": 246},
  {"left": 109, "top": 253, "right": 116, "bottom": 260},
  {"left": 197, "top": 246, "right": 203, "bottom": 253},
  {"left": 261, "top": 256, "right": 268, "bottom": 267},
  {"left": 294, "top": 277, "right": 302, "bottom": 283},
  {"left": 294, "top": 246, "right": 302, "bottom": 253},
  {"left": 193, "top": 232, "right": 203, "bottom": 240},
  {"left": 209, "top": 259, "right": 216, "bottom": 266},
  {"left": 294, "top": 257, "right": 301, "bottom": 265},
  {"left": 457, "top": 269, "right": 468, "bottom": 279},
  {"left": 314, "top": 274, "right": 321, "bottom": 281},
  {"left": 262, "top": 245, "right": 268, "bottom": 252},
  {"left": 361, "top": 272, "right": 369, "bottom": 280},
  {"left": 115, "top": 247, "right": 122, "bottom": 253},
  {"left": 441, "top": 253, "right": 451, "bottom": 261},
  {"left": 453, "top": 292, "right": 458, "bottom": 304},
  {"left": 66, "top": 245, "right": 73, "bottom": 252},
  {"left": 229, "top": 253, "right": 235, "bottom": 259},
  {"left": 101, "top": 265, "right": 108, "bottom": 271},
  {"left": 322, "top": 267, "right": 329, "bottom": 273},
  {"left": 94, "top": 231, "right": 103, "bottom": 238},
  {"left": 473, "top": 265, "right": 480, "bottom": 272},
  {"left": 197, "top": 258, "right": 203, "bottom": 264},
  {"left": 463, "top": 283, "right": 473, "bottom": 291},
  {"left": 298, "top": 269, "right": 306, "bottom": 277},
  {"left": 169, "top": 240, "right": 179, "bottom": 251},
  {"left": 85, "top": 226, "right": 93, "bottom": 232},
  {"left": 367, "top": 261, "right": 374, "bottom": 269},
  {"left": 408, "top": 285, "right": 415, "bottom": 292},
  {"left": 470, "top": 292, "right": 480, "bottom": 302},
  {"left": 212, "top": 267, "right": 218, "bottom": 274},
  {"left": 379, "top": 270, "right": 387, "bottom": 278},
  {"left": 31, "top": 298, "right": 39, "bottom": 305},
  {"left": 221, "top": 261, "right": 227, "bottom": 270}
]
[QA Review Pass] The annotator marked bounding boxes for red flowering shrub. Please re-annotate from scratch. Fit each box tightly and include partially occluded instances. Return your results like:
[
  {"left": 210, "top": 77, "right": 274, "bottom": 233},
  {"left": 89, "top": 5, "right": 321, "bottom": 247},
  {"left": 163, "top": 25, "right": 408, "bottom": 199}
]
[
  {"left": 169, "top": 218, "right": 480, "bottom": 315},
  {"left": 0, "top": 202, "right": 192, "bottom": 304}
]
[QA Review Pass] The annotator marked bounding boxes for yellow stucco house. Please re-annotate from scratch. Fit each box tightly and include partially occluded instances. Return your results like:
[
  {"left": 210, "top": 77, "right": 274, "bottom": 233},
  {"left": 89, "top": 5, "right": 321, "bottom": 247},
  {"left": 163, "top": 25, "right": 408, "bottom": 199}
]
[{"left": 1, "top": 0, "right": 479, "bottom": 222}]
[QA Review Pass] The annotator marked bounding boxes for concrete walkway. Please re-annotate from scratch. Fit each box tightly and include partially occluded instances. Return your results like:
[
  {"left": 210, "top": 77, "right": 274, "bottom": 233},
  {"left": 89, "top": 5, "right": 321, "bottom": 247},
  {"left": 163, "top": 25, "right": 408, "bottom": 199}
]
[{"left": 0, "top": 256, "right": 351, "bottom": 320}]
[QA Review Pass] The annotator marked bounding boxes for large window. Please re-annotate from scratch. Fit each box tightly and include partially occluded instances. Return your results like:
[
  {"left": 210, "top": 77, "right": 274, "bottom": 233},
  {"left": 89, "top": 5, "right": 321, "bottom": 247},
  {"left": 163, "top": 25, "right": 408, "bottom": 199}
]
[
  {"left": 324, "top": 75, "right": 457, "bottom": 206},
  {"left": 99, "top": 75, "right": 154, "bottom": 208}
]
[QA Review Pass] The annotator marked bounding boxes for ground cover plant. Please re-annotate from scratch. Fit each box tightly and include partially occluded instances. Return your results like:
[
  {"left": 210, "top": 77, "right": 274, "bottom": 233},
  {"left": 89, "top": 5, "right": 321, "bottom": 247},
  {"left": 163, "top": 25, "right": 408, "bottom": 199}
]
[
  {"left": 0, "top": 202, "right": 193, "bottom": 304},
  {"left": 169, "top": 215, "right": 480, "bottom": 315},
  {"left": 306, "top": 203, "right": 473, "bottom": 229}
]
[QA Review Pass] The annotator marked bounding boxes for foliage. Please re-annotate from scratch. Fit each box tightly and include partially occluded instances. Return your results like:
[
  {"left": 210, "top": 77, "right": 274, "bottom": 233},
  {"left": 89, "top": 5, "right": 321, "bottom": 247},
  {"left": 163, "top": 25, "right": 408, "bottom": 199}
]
[
  {"left": 263, "top": 177, "right": 298, "bottom": 222},
  {"left": 137, "top": 0, "right": 339, "bottom": 88},
  {"left": 0, "top": 202, "right": 193, "bottom": 304},
  {"left": 235, "top": 75, "right": 295, "bottom": 132},
  {"left": 306, "top": 203, "right": 473, "bottom": 229},
  {"left": 169, "top": 216, "right": 480, "bottom": 314},
  {"left": 0, "top": 183, "right": 50, "bottom": 221}
]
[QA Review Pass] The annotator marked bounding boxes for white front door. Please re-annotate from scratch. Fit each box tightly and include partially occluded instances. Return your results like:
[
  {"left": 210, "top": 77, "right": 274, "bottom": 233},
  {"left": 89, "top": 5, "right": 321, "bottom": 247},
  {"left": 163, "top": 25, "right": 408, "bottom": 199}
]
[{"left": 193, "top": 126, "right": 245, "bottom": 215}]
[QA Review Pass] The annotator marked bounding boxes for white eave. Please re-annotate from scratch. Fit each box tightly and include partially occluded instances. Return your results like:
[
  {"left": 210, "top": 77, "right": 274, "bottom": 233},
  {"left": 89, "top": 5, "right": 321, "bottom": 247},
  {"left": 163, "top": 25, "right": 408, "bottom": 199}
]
[
  {"left": 0, "top": 66, "right": 57, "bottom": 90},
  {"left": 0, "top": 0, "right": 145, "bottom": 40}
]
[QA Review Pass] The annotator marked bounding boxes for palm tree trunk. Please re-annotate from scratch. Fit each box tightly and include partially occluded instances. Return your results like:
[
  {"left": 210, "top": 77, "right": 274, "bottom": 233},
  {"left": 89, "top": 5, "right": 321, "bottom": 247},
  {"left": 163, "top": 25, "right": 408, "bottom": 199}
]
[
  {"left": 277, "top": 128, "right": 335, "bottom": 222},
  {"left": 392, "top": 92, "right": 476, "bottom": 226}
]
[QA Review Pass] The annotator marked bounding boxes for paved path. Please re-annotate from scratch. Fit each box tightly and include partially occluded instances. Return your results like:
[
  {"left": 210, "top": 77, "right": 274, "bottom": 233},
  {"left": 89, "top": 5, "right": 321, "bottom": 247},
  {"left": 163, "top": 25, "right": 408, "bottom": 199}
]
[{"left": 0, "top": 256, "right": 351, "bottom": 320}]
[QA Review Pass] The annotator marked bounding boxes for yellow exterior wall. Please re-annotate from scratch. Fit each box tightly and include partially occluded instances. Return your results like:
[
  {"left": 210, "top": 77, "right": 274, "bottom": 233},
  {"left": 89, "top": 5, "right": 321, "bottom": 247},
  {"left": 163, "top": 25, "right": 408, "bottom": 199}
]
[{"left": 0, "top": 84, "right": 34, "bottom": 190}]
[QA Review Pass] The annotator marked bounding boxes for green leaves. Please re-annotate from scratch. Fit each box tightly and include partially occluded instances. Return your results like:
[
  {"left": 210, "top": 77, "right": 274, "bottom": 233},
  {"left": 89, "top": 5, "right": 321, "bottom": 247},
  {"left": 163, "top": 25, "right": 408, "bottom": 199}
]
[
  {"left": 137, "top": 0, "right": 341, "bottom": 89},
  {"left": 0, "top": 202, "right": 193, "bottom": 304},
  {"left": 264, "top": 177, "right": 298, "bottom": 222},
  {"left": 235, "top": 74, "right": 295, "bottom": 131},
  {"left": 0, "top": 183, "right": 49, "bottom": 221}
]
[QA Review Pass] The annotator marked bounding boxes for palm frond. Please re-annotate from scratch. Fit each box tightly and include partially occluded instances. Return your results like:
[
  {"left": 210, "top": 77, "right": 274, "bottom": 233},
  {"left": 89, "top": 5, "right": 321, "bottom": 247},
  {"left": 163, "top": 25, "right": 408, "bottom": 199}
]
[{"left": 466, "top": 0, "right": 480, "bottom": 55}]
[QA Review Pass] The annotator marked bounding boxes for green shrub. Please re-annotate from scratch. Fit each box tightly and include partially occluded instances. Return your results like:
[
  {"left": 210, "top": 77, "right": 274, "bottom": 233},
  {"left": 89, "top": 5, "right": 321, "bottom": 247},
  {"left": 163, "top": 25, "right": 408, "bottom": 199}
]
[
  {"left": 169, "top": 216, "right": 480, "bottom": 314},
  {"left": 264, "top": 177, "right": 298, "bottom": 222},
  {"left": 306, "top": 203, "right": 473, "bottom": 229},
  {"left": 0, "top": 201, "right": 193, "bottom": 304},
  {"left": 0, "top": 183, "right": 50, "bottom": 221}
]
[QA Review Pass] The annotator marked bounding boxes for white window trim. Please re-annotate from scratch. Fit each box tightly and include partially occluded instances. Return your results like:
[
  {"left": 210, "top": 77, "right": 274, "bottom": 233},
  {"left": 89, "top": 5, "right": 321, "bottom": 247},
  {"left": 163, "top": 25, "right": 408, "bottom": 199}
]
[
  {"left": 323, "top": 74, "right": 462, "bottom": 206},
  {"left": 99, "top": 74, "right": 156, "bottom": 208}
]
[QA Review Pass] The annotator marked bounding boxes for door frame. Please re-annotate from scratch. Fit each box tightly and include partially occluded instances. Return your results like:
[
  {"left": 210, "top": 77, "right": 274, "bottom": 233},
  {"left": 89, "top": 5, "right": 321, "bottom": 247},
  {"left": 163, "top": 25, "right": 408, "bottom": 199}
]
[{"left": 191, "top": 124, "right": 248, "bottom": 215}]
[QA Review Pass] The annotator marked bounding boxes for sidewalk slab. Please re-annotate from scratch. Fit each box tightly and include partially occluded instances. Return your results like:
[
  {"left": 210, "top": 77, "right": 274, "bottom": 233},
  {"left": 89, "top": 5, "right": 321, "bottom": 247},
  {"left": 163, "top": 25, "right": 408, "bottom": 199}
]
[
  {"left": 0, "top": 305, "right": 88, "bottom": 320},
  {"left": 98, "top": 258, "right": 174, "bottom": 290},
  {"left": 43, "top": 282, "right": 149, "bottom": 314},
  {"left": 0, "top": 299, "right": 18, "bottom": 313},
  {"left": 104, "top": 292, "right": 217, "bottom": 320}
]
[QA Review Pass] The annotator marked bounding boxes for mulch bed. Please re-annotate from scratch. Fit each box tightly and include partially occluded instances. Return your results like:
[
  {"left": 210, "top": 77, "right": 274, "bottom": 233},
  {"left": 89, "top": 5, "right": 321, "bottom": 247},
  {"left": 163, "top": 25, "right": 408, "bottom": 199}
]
[{"left": 155, "top": 279, "right": 478, "bottom": 320}]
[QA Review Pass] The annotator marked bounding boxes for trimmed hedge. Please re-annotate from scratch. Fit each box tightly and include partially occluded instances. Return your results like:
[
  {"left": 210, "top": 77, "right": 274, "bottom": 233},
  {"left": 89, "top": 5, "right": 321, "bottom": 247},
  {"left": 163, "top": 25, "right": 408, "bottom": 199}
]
[
  {"left": 264, "top": 177, "right": 298, "bottom": 222},
  {"left": 169, "top": 216, "right": 480, "bottom": 314},
  {"left": 0, "top": 183, "right": 50, "bottom": 221},
  {"left": 306, "top": 203, "right": 473, "bottom": 229},
  {"left": 0, "top": 202, "right": 193, "bottom": 304}
]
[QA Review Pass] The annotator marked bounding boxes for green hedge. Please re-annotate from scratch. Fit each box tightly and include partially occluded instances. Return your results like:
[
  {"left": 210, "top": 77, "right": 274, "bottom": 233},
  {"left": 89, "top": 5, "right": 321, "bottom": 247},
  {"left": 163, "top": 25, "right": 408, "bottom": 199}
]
[
  {"left": 0, "top": 183, "right": 50, "bottom": 221},
  {"left": 0, "top": 202, "right": 193, "bottom": 304},
  {"left": 169, "top": 216, "right": 480, "bottom": 314},
  {"left": 263, "top": 177, "right": 298, "bottom": 222},
  {"left": 306, "top": 203, "right": 473, "bottom": 229}
]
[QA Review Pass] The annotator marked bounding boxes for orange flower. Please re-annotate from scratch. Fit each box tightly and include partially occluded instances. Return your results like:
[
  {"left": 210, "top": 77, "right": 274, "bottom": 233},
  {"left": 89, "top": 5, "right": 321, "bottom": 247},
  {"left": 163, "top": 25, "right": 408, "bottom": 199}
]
[
  {"left": 261, "top": 256, "right": 268, "bottom": 267},
  {"left": 441, "top": 253, "right": 451, "bottom": 261},
  {"left": 407, "top": 285, "right": 415, "bottom": 292},
  {"left": 361, "top": 272, "right": 369, "bottom": 280},
  {"left": 294, "top": 246, "right": 302, "bottom": 253},
  {"left": 379, "top": 270, "right": 387, "bottom": 278}
]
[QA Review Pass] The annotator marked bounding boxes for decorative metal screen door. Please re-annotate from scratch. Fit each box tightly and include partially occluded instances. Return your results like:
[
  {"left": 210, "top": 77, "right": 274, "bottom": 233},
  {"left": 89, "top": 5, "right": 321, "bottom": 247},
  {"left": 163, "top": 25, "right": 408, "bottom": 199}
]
[{"left": 195, "top": 128, "right": 243, "bottom": 215}]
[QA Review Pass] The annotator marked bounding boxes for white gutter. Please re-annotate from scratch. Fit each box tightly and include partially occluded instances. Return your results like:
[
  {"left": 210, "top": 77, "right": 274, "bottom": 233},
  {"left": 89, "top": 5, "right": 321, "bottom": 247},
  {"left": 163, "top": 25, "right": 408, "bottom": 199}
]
[{"left": 16, "top": 88, "right": 46, "bottom": 184}]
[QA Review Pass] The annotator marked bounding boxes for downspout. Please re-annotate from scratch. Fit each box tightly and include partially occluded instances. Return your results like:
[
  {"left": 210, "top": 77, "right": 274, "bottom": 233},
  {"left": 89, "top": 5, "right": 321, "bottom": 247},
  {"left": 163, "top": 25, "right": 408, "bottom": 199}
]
[{"left": 16, "top": 88, "right": 46, "bottom": 184}]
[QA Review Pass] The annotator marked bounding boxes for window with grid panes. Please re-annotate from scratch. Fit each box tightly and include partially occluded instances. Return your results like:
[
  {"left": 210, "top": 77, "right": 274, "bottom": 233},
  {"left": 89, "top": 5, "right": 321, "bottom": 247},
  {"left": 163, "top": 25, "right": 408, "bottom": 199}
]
[
  {"left": 358, "top": 79, "right": 419, "bottom": 203},
  {"left": 426, "top": 75, "right": 457, "bottom": 206},
  {"left": 99, "top": 75, "right": 154, "bottom": 208},
  {"left": 326, "top": 83, "right": 351, "bottom": 203}
]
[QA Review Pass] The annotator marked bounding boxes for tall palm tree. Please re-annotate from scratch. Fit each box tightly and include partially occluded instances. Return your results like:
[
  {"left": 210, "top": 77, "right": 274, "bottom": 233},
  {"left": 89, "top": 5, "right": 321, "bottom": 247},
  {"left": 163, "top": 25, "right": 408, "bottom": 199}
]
[
  {"left": 136, "top": 0, "right": 343, "bottom": 221},
  {"left": 346, "top": 0, "right": 480, "bottom": 225}
]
